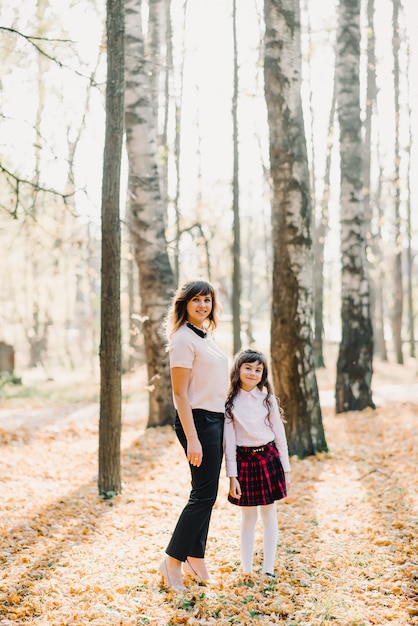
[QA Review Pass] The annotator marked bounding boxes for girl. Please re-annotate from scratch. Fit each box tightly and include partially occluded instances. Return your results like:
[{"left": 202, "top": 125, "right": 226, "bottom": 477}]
[
  {"left": 223, "top": 349, "right": 291, "bottom": 577},
  {"left": 160, "top": 279, "right": 229, "bottom": 591}
]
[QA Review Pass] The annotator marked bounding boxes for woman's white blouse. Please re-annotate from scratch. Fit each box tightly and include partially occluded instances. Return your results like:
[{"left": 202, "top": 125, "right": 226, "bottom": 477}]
[
  {"left": 169, "top": 324, "right": 228, "bottom": 413},
  {"left": 223, "top": 387, "right": 291, "bottom": 476}
]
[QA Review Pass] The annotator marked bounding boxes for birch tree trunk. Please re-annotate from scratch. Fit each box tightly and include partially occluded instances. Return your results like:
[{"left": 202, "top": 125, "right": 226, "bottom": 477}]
[
  {"left": 304, "top": 0, "right": 327, "bottom": 370},
  {"left": 26, "top": 0, "right": 49, "bottom": 372},
  {"left": 335, "top": 0, "right": 375, "bottom": 413},
  {"left": 264, "top": 0, "right": 327, "bottom": 458},
  {"left": 405, "top": 37, "right": 415, "bottom": 358},
  {"left": 125, "top": 0, "right": 176, "bottom": 428},
  {"left": 232, "top": 0, "right": 241, "bottom": 355},
  {"left": 172, "top": 2, "right": 188, "bottom": 283},
  {"left": 146, "top": 0, "right": 169, "bottom": 208},
  {"left": 146, "top": 0, "right": 166, "bottom": 128},
  {"left": 313, "top": 77, "right": 336, "bottom": 369},
  {"left": 373, "top": 164, "right": 388, "bottom": 361},
  {"left": 363, "top": 0, "right": 388, "bottom": 361},
  {"left": 391, "top": 0, "right": 404, "bottom": 364},
  {"left": 98, "top": 0, "right": 124, "bottom": 496}
]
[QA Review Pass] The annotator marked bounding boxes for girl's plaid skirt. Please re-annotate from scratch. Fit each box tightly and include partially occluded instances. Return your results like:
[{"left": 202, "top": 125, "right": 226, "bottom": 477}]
[{"left": 228, "top": 441, "right": 287, "bottom": 507}]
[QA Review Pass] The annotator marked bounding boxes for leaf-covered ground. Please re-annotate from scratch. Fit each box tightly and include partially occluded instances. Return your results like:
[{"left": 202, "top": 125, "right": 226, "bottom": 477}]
[{"left": 0, "top": 363, "right": 417, "bottom": 625}]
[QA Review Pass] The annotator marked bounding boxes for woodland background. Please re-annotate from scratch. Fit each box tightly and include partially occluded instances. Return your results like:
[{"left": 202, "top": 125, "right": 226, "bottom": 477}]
[
  {"left": 1, "top": 0, "right": 417, "bottom": 383},
  {"left": 0, "top": 0, "right": 418, "bottom": 623}
]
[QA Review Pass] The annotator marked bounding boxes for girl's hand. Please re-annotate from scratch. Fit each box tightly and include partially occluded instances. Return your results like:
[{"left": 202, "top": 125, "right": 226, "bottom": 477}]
[
  {"left": 229, "top": 477, "right": 241, "bottom": 499},
  {"left": 284, "top": 471, "right": 291, "bottom": 493},
  {"left": 187, "top": 437, "right": 203, "bottom": 467}
]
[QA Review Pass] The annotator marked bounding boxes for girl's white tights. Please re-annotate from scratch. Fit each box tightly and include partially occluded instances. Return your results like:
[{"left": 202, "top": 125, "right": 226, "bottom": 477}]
[{"left": 240, "top": 503, "right": 278, "bottom": 574}]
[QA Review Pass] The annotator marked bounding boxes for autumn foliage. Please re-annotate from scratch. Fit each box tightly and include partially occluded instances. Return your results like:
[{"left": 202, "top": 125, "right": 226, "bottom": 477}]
[{"left": 0, "top": 366, "right": 417, "bottom": 625}]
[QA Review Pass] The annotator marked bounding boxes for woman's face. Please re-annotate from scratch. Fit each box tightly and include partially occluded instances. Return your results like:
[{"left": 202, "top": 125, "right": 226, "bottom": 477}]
[{"left": 186, "top": 293, "right": 213, "bottom": 328}]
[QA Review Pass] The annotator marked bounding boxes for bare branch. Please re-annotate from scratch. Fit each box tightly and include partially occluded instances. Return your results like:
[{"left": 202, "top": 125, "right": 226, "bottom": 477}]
[
  {"left": 0, "top": 163, "right": 76, "bottom": 218},
  {"left": 356, "top": 468, "right": 391, "bottom": 481},
  {"left": 0, "top": 26, "right": 103, "bottom": 86}
]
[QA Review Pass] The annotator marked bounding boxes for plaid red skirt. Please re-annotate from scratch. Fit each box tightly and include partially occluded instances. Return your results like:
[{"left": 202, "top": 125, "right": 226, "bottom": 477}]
[{"left": 228, "top": 441, "right": 287, "bottom": 507}]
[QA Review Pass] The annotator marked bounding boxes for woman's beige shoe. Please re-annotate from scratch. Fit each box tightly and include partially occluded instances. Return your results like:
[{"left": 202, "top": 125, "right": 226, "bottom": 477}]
[
  {"left": 159, "top": 558, "right": 185, "bottom": 591},
  {"left": 183, "top": 558, "right": 210, "bottom": 585}
]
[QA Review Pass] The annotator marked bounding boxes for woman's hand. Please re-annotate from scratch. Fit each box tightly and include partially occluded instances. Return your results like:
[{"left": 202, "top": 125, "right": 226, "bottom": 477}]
[
  {"left": 229, "top": 477, "right": 241, "bottom": 499},
  {"left": 187, "top": 437, "right": 203, "bottom": 467},
  {"left": 171, "top": 367, "right": 203, "bottom": 467},
  {"left": 284, "top": 471, "right": 291, "bottom": 493}
]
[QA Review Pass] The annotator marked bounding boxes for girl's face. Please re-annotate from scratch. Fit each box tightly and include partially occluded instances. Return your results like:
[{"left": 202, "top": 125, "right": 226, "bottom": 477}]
[
  {"left": 186, "top": 293, "right": 212, "bottom": 328},
  {"left": 239, "top": 361, "right": 263, "bottom": 392}
]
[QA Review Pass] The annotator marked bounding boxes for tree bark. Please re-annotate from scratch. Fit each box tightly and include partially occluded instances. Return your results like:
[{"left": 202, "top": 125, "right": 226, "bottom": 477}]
[
  {"left": 313, "top": 77, "right": 336, "bottom": 369},
  {"left": 335, "top": 0, "right": 375, "bottom": 413},
  {"left": 146, "top": 0, "right": 166, "bottom": 128},
  {"left": 373, "top": 165, "right": 388, "bottom": 361},
  {"left": 98, "top": 0, "right": 124, "bottom": 496},
  {"left": 264, "top": 0, "right": 327, "bottom": 458},
  {"left": 391, "top": 0, "right": 404, "bottom": 364},
  {"left": 363, "top": 0, "right": 388, "bottom": 362},
  {"left": 125, "top": 0, "right": 176, "bottom": 428},
  {"left": 405, "top": 34, "right": 415, "bottom": 358},
  {"left": 232, "top": 0, "right": 241, "bottom": 355}
]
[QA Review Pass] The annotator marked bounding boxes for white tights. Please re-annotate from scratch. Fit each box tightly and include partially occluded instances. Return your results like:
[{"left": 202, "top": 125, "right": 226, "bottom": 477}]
[{"left": 240, "top": 503, "right": 278, "bottom": 574}]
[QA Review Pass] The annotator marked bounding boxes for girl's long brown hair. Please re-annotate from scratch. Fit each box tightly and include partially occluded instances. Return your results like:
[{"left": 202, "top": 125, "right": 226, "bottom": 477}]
[
  {"left": 165, "top": 279, "right": 221, "bottom": 339},
  {"left": 225, "top": 349, "right": 282, "bottom": 423}
]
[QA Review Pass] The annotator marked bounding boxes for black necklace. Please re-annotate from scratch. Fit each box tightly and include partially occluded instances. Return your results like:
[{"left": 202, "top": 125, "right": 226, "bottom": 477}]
[{"left": 186, "top": 322, "right": 207, "bottom": 338}]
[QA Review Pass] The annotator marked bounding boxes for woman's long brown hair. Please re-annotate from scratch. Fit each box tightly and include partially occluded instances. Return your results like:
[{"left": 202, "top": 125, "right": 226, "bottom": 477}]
[{"left": 165, "top": 279, "right": 221, "bottom": 339}]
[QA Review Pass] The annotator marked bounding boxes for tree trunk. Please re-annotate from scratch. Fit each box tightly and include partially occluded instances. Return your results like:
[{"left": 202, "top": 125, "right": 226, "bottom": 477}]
[
  {"left": 313, "top": 77, "right": 336, "bottom": 369},
  {"left": 363, "top": 0, "right": 375, "bottom": 348},
  {"left": 232, "top": 0, "right": 241, "bottom": 355},
  {"left": 125, "top": 0, "right": 176, "bottom": 428},
  {"left": 405, "top": 35, "right": 415, "bottom": 358},
  {"left": 264, "top": 0, "right": 327, "bottom": 458},
  {"left": 335, "top": 0, "right": 375, "bottom": 413},
  {"left": 363, "top": 0, "right": 375, "bottom": 234},
  {"left": 98, "top": 0, "right": 124, "bottom": 496},
  {"left": 127, "top": 245, "right": 137, "bottom": 372},
  {"left": 363, "top": 0, "right": 386, "bottom": 361},
  {"left": 373, "top": 165, "right": 388, "bottom": 361},
  {"left": 146, "top": 0, "right": 166, "bottom": 128},
  {"left": 391, "top": 0, "right": 403, "bottom": 364},
  {"left": 26, "top": 0, "right": 48, "bottom": 372},
  {"left": 171, "top": 1, "right": 191, "bottom": 283},
  {"left": 147, "top": 0, "right": 169, "bottom": 210}
]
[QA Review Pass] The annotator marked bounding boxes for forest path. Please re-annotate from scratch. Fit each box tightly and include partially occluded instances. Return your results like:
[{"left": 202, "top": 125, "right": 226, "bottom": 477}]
[
  {"left": 319, "top": 382, "right": 418, "bottom": 407},
  {"left": 0, "top": 369, "right": 417, "bottom": 625},
  {"left": 1, "top": 380, "right": 417, "bottom": 430},
  {"left": 0, "top": 401, "right": 148, "bottom": 432}
]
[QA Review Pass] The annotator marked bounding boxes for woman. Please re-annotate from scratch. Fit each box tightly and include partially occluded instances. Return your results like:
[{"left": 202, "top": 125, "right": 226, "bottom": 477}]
[{"left": 160, "top": 279, "right": 229, "bottom": 591}]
